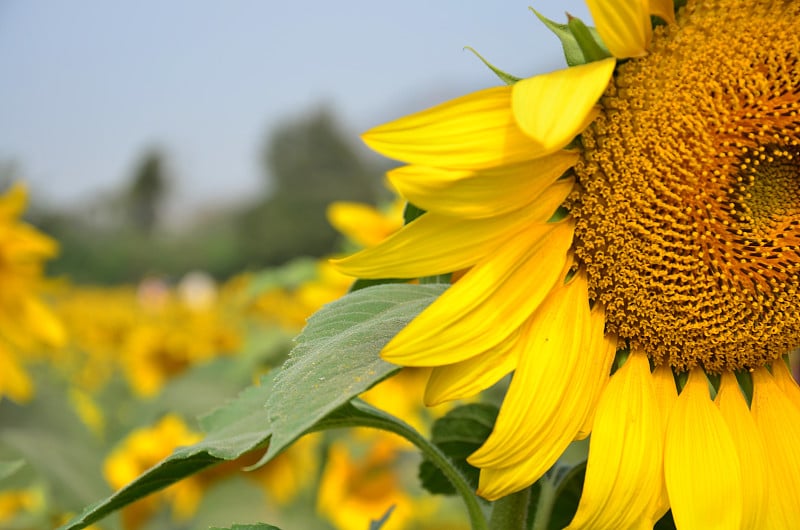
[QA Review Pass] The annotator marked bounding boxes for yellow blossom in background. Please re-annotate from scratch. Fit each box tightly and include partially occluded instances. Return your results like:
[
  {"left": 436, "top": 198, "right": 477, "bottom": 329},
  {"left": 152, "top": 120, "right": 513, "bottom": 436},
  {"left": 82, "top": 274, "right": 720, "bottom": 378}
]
[
  {"left": 317, "top": 432, "right": 436, "bottom": 530},
  {"left": 247, "top": 433, "right": 321, "bottom": 506},
  {"left": 0, "top": 183, "right": 65, "bottom": 402},
  {"left": 103, "top": 414, "right": 204, "bottom": 530},
  {"left": 0, "top": 487, "right": 43, "bottom": 525},
  {"left": 251, "top": 262, "right": 354, "bottom": 331},
  {"left": 253, "top": 195, "right": 403, "bottom": 331},
  {"left": 327, "top": 198, "right": 405, "bottom": 249},
  {"left": 335, "top": 1, "right": 800, "bottom": 528},
  {"left": 122, "top": 286, "right": 241, "bottom": 398},
  {"left": 50, "top": 285, "right": 141, "bottom": 393}
]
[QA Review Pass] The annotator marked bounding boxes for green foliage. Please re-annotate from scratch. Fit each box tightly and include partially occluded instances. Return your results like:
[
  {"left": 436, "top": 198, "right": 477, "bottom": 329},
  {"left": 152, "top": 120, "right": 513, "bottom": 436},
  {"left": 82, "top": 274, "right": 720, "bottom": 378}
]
[
  {"left": 0, "top": 459, "right": 25, "bottom": 481},
  {"left": 35, "top": 107, "right": 391, "bottom": 283},
  {"left": 368, "top": 506, "right": 395, "bottom": 530},
  {"left": 127, "top": 149, "right": 169, "bottom": 234},
  {"left": 527, "top": 440, "right": 589, "bottom": 529},
  {"left": 209, "top": 523, "right": 281, "bottom": 530},
  {"left": 58, "top": 376, "right": 275, "bottom": 530},
  {"left": 236, "top": 107, "right": 390, "bottom": 267},
  {"left": 262, "top": 283, "right": 447, "bottom": 461},
  {"left": 0, "top": 377, "right": 112, "bottom": 514},
  {"left": 419, "top": 403, "right": 498, "bottom": 495},
  {"left": 59, "top": 282, "right": 448, "bottom": 530}
]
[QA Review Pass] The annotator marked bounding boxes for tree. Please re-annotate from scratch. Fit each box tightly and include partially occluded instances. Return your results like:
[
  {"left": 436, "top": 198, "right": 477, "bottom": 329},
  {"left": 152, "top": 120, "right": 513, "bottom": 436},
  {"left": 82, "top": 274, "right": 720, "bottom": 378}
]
[
  {"left": 127, "top": 149, "right": 169, "bottom": 234},
  {"left": 238, "top": 107, "right": 387, "bottom": 266}
]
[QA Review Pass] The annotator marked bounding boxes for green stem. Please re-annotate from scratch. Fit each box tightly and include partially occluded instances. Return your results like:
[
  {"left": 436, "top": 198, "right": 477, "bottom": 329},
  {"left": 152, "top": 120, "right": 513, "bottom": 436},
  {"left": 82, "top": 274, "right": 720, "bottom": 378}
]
[
  {"left": 531, "top": 479, "right": 557, "bottom": 530},
  {"left": 488, "top": 487, "right": 530, "bottom": 530},
  {"left": 317, "top": 400, "right": 489, "bottom": 530}
]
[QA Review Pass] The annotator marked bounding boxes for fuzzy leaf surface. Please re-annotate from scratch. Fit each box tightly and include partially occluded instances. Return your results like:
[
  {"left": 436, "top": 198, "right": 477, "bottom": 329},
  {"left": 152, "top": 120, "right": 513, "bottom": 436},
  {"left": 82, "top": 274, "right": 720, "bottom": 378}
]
[{"left": 263, "top": 283, "right": 447, "bottom": 460}]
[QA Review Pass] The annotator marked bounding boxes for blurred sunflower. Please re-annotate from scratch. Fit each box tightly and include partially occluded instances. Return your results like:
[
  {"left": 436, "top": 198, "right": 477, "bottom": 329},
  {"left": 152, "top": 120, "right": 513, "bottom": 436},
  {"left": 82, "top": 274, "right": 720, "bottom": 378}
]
[
  {"left": 103, "top": 414, "right": 204, "bottom": 530},
  {"left": 317, "top": 432, "right": 439, "bottom": 530},
  {"left": 0, "top": 183, "right": 65, "bottom": 402},
  {"left": 334, "top": 1, "right": 800, "bottom": 528}
]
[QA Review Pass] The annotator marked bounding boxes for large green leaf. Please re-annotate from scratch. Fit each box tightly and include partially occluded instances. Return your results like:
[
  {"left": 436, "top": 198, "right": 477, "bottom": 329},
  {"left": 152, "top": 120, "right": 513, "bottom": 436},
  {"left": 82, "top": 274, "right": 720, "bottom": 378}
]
[
  {"left": 261, "top": 283, "right": 447, "bottom": 461},
  {"left": 60, "top": 283, "right": 446, "bottom": 530}
]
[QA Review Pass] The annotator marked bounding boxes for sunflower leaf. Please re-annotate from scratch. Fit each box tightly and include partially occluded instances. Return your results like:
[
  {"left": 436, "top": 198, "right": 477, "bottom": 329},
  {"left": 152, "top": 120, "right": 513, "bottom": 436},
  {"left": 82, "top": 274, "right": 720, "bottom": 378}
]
[
  {"left": 261, "top": 283, "right": 448, "bottom": 462},
  {"left": 419, "top": 403, "right": 499, "bottom": 495}
]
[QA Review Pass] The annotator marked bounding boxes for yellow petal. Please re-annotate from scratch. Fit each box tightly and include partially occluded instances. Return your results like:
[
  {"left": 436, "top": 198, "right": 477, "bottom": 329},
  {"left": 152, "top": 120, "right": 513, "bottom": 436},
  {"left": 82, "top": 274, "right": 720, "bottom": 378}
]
[
  {"left": 331, "top": 183, "right": 572, "bottom": 279},
  {"left": 470, "top": 271, "right": 594, "bottom": 470},
  {"left": 770, "top": 358, "right": 800, "bottom": 412},
  {"left": 0, "top": 342, "right": 34, "bottom": 403},
  {"left": 23, "top": 297, "right": 66, "bottom": 348},
  {"left": 0, "top": 182, "right": 28, "bottom": 220},
  {"left": 362, "top": 85, "right": 546, "bottom": 169},
  {"left": 646, "top": 364, "right": 677, "bottom": 522},
  {"left": 423, "top": 329, "right": 520, "bottom": 406},
  {"left": 715, "top": 372, "right": 769, "bottom": 530},
  {"left": 387, "top": 151, "right": 578, "bottom": 219},
  {"left": 326, "top": 201, "right": 401, "bottom": 247},
  {"left": 8, "top": 223, "right": 59, "bottom": 259},
  {"left": 586, "top": 0, "right": 651, "bottom": 58},
  {"left": 566, "top": 351, "right": 662, "bottom": 529},
  {"left": 649, "top": 0, "right": 675, "bottom": 24},
  {"left": 575, "top": 309, "right": 618, "bottom": 440},
  {"left": 380, "top": 220, "right": 574, "bottom": 366},
  {"left": 751, "top": 367, "right": 800, "bottom": 529},
  {"left": 664, "top": 369, "right": 742, "bottom": 530},
  {"left": 511, "top": 59, "right": 615, "bottom": 155}
]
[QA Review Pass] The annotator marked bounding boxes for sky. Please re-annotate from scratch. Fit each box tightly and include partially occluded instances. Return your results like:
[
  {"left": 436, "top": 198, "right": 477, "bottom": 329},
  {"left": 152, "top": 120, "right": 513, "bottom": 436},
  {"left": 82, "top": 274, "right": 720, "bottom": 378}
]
[{"left": 0, "top": 0, "right": 591, "bottom": 216}]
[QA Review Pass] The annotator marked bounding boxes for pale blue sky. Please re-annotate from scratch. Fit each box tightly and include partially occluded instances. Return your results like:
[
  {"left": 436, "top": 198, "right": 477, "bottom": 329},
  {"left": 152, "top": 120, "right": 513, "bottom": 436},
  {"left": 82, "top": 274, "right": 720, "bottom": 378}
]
[{"left": 0, "top": 0, "right": 590, "bottom": 215}]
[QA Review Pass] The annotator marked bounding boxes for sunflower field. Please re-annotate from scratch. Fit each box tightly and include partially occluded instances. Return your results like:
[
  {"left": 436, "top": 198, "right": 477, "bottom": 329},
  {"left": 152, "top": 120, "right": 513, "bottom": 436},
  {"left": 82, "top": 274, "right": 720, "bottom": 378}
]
[{"left": 4, "top": 1, "right": 800, "bottom": 530}]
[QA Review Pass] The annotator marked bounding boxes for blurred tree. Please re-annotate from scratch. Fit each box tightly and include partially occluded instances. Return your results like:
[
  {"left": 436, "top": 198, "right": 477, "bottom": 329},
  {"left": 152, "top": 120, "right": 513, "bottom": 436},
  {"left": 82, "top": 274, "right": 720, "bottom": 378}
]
[
  {"left": 33, "top": 107, "right": 390, "bottom": 283},
  {"left": 127, "top": 149, "right": 169, "bottom": 234},
  {"left": 238, "top": 107, "right": 387, "bottom": 267}
]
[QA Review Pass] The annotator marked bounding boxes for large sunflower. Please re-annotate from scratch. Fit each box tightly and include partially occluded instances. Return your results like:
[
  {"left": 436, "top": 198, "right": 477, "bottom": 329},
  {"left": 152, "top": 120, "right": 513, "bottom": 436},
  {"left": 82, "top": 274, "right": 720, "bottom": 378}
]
[{"left": 333, "top": 1, "right": 800, "bottom": 528}]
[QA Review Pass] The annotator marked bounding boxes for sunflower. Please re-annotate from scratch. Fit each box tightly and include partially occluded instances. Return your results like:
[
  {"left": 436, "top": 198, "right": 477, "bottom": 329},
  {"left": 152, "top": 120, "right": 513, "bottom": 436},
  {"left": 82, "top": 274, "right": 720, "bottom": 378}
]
[
  {"left": 0, "top": 183, "right": 65, "bottom": 402},
  {"left": 333, "top": 1, "right": 800, "bottom": 528}
]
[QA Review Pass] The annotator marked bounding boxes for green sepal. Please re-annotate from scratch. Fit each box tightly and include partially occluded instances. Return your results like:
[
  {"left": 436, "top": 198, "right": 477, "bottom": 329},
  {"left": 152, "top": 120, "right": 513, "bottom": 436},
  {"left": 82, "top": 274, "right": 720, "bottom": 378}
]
[
  {"left": 463, "top": 46, "right": 521, "bottom": 85},
  {"left": 403, "top": 202, "right": 426, "bottom": 224},
  {"left": 418, "top": 403, "right": 498, "bottom": 495},
  {"left": 567, "top": 16, "right": 612, "bottom": 62},
  {"left": 531, "top": 9, "right": 610, "bottom": 66},
  {"left": 547, "top": 206, "right": 570, "bottom": 224}
]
